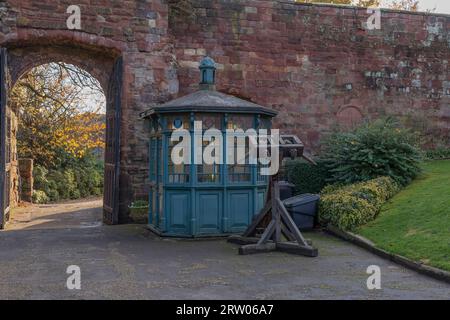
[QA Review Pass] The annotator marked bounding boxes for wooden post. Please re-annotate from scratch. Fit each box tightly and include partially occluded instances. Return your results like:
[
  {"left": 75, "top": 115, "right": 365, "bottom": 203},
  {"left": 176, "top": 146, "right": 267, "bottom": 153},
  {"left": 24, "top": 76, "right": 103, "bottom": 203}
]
[
  {"left": 274, "top": 182, "right": 281, "bottom": 243},
  {"left": 232, "top": 134, "right": 319, "bottom": 257}
]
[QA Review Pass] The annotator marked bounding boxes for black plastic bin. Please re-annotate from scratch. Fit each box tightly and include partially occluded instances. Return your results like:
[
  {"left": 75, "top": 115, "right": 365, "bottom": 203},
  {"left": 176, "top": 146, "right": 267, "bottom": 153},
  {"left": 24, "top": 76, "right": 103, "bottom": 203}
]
[
  {"left": 278, "top": 181, "right": 296, "bottom": 200},
  {"left": 283, "top": 194, "right": 320, "bottom": 230}
]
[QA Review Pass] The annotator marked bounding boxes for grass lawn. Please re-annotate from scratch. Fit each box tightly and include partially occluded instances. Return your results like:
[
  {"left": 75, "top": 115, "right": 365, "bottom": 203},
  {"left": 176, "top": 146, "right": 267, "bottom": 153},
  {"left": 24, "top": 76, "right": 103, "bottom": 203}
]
[{"left": 357, "top": 160, "right": 450, "bottom": 272}]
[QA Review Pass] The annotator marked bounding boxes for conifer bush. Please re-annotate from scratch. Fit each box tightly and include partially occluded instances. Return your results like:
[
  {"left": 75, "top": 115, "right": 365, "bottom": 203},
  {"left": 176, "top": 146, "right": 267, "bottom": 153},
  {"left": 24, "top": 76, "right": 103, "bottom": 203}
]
[{"left": 321, "top": 118, "right": 423, "bottom": 186}]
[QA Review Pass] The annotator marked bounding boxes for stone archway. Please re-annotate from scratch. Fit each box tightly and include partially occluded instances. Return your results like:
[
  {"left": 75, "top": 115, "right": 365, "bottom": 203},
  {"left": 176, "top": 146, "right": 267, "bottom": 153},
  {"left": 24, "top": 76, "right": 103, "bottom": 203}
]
[
  {"left": 7, "top": 45, "right": 117, "bottom": 92},
  {"left": 336, "top": 106, "right": 364, "bottom": 129},
  {"left": 0, "top": 38, "right": 124, "bottom": 228}
]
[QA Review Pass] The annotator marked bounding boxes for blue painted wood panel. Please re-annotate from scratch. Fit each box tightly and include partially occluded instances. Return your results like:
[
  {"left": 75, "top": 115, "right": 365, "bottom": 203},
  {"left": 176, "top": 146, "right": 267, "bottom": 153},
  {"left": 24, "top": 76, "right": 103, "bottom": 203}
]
[
  {"left": 257, "top": 191, "right": 266, "bottom": 214},
  {"left": 197, "top": 192, "right": 222, "bottom": 234},
  {"left": 166, "top": 191, "right": 190, "bottom": 234},
  {"left": 227, "top": 190, "right": 252, "bottom": 233}
]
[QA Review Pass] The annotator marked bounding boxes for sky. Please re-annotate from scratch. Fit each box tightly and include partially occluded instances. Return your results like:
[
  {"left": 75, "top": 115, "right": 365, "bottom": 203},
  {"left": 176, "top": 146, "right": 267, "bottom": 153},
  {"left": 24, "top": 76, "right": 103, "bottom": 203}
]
[
  {"left": 417, "top": 0, "right": 450, "bottom": 14},
  {"left": 383, "top": 0, "right": 450, "bottom": 14}
]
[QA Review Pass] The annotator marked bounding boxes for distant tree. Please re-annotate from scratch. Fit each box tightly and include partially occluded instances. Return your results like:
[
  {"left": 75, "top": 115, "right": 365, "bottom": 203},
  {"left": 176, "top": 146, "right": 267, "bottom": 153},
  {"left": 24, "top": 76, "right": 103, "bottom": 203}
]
[
  {"left": 11, "top": 63, "right": 106, "bottom": 168},
  {"left": 54, "top": 112, "right": 106, "bottom": 159}
]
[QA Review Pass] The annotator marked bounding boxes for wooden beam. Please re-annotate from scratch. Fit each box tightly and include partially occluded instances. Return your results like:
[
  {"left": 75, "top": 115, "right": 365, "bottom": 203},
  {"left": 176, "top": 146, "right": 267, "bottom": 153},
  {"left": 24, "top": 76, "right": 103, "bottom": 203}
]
[
  {"left": 274, "top": 182, "right": 281, "bottom": 242},
  {"left": 277, "top": 199, "right": 308, "bottom": 246},
  {"left": 276, "top": 242, "right": 318, "bottom": 257},
  {"left": 228, "top": 235, "right": 270, "bottom": 245},
  {"left": 257, "top": 220, "right": 276, "bottom": 245},
  {"left": 242, "top": 204, "right": 271, "bottom": 237},
  {"left": 239, "top": 243, "right": 276, "bottom": 255},
  {"left": 281, "top": 224, "right": 296, "bottom": 241}
]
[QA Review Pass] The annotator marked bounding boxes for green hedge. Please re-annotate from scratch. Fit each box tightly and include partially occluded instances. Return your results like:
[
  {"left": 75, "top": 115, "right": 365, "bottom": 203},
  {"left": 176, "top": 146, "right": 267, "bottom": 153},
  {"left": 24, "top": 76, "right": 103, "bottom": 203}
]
[
  {"left": 319, "top": 177, "right": 400, "bottom": 231},
  {"left": 285, "top": 159, "right": 331, "bottom": 194},
  {"left": 425, "top": 147, "right": 450, "bottom": 160}
]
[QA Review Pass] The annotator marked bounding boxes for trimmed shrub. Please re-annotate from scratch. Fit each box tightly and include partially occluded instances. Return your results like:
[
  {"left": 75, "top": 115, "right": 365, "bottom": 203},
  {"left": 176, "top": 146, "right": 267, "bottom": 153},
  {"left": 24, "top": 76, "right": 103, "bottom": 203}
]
[
  {"left": 285, "top": 159, "right": 331, "bottom": 194},
  {"left": 321, "top": 118, "right": 423, "bottom": 186},
  {"left": 319, "top": 176, "right": 400, "bottom": 231},
  {"left": 426, "top": 147, "right": 450, "bottom": 160},
  {"left": 320, "top": 183, "right": 346, "bottom": 195}
]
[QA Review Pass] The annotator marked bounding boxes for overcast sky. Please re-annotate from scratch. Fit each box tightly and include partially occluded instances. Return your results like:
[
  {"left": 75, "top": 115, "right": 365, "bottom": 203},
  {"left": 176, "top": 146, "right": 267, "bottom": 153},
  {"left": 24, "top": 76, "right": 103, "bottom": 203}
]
[
  {"left": 417, "top": 0, "right": 450, "bottom": 13},
  {"left": 383, "top": 0, "right": 450, "bottom": 14},
  {"left": 420, "top": 0, "right": 450, "bottom": 14}
]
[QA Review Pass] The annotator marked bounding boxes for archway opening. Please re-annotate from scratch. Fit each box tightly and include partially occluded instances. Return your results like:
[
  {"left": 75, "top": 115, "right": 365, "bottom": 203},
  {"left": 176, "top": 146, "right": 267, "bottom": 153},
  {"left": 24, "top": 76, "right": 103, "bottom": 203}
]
[{"left": 5, "top": 62, "right": 107, "bottom": 230}]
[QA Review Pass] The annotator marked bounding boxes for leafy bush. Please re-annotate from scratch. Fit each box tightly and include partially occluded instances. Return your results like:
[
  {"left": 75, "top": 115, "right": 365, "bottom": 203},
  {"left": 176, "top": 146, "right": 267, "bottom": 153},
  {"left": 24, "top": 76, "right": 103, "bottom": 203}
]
[
  {"left": 32, "top": 190, "right": 49, "bottom": 204},
  {"left": 46, "top": 188, "right": 60, "bottom": 202},
  {"left": 75, "top": 166, "right": 103, "bottom": 198},
  {"left": 319, "top": 177, "right": 400, "bottom": 231},
  {"left": 32, "top": 153, "right": 103, "bottom": 204},
  {"left": 33, "top": 166, "right": 49, "bottom": 192},
  {"left": 46, "top": 170, "right": 74, "bottom": 200},
  {"left": 285, "top": 159, "right": 331, "bottom": 194},
  {"left": 321, "top": 118, "right": 423, "bottom": 186}
]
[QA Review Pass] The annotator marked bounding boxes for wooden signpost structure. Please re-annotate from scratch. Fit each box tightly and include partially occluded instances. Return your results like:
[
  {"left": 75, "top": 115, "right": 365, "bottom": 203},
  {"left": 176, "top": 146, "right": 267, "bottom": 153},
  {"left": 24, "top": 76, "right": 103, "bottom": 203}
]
[{"left": 229, "top": 135, "right": 319, "bottom": 257}]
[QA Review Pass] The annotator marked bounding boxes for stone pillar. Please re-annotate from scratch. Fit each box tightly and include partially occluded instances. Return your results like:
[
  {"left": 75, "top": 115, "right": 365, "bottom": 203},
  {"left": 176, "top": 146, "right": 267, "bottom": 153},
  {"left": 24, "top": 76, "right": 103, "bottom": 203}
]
[{"left": 18, "top": 159, "right": 33, "bottom": 203}]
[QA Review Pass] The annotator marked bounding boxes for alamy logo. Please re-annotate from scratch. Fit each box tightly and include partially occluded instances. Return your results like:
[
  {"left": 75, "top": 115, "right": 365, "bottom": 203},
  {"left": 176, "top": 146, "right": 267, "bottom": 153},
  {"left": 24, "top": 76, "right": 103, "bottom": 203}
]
[
  {"left": 66, "top": 265, "right": 81, "bottom": 290},
  {"left": 366, "top": 265, "right": 381, "bottom": 290},
  {"left": 66, "top": 5, "right": 81, "bottom": 30},
  {"left": 366, "top": 8, "right": 381, "bottom": 30},
  {"left": 171, "top": 121, "right": 280, "bottom": 176}
]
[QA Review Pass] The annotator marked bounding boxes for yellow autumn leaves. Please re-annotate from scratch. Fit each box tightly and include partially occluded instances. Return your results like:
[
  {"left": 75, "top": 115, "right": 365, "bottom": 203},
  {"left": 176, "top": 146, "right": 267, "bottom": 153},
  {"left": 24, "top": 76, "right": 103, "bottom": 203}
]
[{"left": 54, "top": 112, "right": 106, "bottom": 159}]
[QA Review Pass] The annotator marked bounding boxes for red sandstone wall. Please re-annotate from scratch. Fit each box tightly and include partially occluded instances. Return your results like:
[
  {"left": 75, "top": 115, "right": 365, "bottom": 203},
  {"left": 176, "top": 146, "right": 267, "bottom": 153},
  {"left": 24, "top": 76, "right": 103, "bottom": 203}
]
[
  {"left": 0, "top": 0, "right": 176, "bottom": 219},
  {"left": 171, "top": 0, "right": 450, "bottom": 151},
  {"left": 1, "top": 0, "right": 449, "bottom": 219}
]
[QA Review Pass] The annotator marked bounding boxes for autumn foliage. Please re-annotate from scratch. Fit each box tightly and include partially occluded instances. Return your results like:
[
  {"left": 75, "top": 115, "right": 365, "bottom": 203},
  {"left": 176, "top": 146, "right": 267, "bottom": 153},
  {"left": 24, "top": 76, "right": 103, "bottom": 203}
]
[
  {"left": 54, "top": 112, "right": 106, "bottom": 159},
  {"left": 11, "top": 63, "right": 106, "bottom": 168}
]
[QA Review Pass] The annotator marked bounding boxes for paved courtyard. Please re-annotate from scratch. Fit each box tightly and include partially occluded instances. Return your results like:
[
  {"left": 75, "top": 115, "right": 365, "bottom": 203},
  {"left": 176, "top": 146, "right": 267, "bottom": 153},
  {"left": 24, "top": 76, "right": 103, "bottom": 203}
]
[
  {"left": 6, "top": 198, "right": 103, "bottom": 231},
  {"left": 0, "top": 200, "right": 449, "bottom": 300}
]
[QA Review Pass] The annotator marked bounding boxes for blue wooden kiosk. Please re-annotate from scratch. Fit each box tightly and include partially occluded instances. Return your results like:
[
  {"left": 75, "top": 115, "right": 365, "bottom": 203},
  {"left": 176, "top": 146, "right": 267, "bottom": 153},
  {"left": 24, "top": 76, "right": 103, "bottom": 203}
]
[{"left": 141, "top": 57, "right": 277, "bottom": 237}]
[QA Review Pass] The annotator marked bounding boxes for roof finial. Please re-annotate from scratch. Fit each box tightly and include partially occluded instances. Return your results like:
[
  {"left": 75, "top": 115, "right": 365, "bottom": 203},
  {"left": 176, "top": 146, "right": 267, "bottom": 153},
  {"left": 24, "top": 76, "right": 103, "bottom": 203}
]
[{"left": 199, "top": 56, "right": 216, "bottom": 90}]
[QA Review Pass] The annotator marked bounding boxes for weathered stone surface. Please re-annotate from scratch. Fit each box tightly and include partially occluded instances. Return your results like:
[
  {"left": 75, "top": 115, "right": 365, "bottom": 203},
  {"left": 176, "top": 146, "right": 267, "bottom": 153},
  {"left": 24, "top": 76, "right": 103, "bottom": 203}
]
[{"left": 1, "top": 0, "right": 449, "bottom": 221}]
